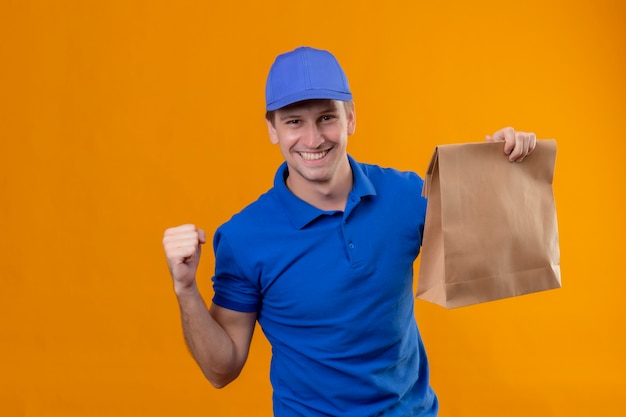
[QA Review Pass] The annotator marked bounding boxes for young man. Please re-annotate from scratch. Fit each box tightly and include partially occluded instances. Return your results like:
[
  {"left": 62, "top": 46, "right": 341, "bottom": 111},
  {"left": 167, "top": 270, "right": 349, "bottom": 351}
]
[{"left": 162, "top": 47, "right": 536, "bottom": 416}]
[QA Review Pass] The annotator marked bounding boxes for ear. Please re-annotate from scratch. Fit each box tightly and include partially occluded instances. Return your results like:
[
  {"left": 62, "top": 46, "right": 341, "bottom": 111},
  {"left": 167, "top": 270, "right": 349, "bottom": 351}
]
[
  {"left": 266, "top": 118, "right": 279, "bottom": 144},
  {"left": 346, "top": 102, "right": 356, "bottom": 135}
]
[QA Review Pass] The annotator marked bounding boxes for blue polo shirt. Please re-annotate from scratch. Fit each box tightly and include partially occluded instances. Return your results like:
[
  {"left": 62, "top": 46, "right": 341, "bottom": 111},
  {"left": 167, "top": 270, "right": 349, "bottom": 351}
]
[{"left": 212, "top": 155, "right": 438, "bottom": 417}]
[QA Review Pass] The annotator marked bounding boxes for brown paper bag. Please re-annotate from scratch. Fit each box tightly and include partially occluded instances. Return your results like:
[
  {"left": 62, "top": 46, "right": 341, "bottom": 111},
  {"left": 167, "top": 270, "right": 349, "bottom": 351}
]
[{"left": 416, "top": 140, "right": 561, "bottom": 308}]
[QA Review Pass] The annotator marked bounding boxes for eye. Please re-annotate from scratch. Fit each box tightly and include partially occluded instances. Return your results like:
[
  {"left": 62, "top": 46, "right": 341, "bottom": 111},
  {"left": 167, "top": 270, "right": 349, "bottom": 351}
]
[
  {"left": 285, "top": 119, "right": 301, "bottom": 125},
  {"left": 320, "top": 114, "right": 335, "bottom": 122}
]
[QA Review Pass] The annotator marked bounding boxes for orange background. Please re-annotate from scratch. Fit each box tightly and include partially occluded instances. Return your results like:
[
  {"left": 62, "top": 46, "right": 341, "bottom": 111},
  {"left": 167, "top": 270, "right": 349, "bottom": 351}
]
[{"left": 1, "top": 1, "right": 625, "bottom": 416}]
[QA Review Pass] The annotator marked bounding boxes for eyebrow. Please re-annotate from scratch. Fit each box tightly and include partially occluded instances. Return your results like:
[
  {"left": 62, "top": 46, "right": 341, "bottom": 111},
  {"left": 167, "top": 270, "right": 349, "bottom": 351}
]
[{"left": 277, "top": 106, "right": 338, "bottom": 122}]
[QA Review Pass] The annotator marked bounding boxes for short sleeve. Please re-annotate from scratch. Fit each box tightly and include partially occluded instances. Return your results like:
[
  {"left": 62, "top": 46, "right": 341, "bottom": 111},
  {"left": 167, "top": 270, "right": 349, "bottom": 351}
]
[
  {"left": 211, "top": 230, "right": 261, "bottom": 313},
  {"left": 413, "top": 173, "right": 428, "bottom": 247}
]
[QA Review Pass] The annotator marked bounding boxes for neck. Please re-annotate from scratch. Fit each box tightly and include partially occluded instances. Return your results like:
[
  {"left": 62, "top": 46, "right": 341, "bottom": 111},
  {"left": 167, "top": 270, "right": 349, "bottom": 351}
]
[{"left": 286, "top": 159, "right": 353, "bottom": 211}]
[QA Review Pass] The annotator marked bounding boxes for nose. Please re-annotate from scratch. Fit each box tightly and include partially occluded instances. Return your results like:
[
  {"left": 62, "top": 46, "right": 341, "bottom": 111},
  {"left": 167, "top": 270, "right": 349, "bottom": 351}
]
[{"left": 301, "top": 123, "right": 324, "bottom": 149}]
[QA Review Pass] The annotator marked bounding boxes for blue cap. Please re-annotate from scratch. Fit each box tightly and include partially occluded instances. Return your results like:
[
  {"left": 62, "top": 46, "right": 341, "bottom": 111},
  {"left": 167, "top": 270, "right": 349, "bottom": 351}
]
[{"left": 265, "top": 47, "right": 353, "bottom": 111}]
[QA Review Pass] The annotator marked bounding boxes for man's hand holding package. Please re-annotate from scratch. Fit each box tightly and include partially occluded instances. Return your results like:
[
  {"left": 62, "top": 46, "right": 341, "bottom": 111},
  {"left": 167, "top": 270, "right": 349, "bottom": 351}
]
[{"left": 486, "top": 126, "right": 537, "bottom": 162}]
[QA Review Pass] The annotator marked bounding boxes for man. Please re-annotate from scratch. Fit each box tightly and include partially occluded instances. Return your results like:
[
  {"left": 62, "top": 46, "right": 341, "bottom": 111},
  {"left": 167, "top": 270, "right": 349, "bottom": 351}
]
[{"left": 162, "top": 46, "right": 536, "bottom": 416}]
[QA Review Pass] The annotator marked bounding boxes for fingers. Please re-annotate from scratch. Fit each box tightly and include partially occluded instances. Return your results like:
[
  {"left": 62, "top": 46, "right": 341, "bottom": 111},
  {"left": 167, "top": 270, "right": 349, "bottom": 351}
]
[
  {"left": 487, "top": 127, "right": 536, "bottom": 162},
  {"left": 507, "top": 131, "right": 526, "bottom": 162},
  {"left": 508, "top": 131, "right": 536, "bottom": 162},
  {"left": 487, "top": 126, "right": 515, "bottom": 155},
  {"left": 163, "top": 224, "right": 206, "bottom": 265},
  {"left": 528, "top": 132, "right": 537, "bottom": 153}
]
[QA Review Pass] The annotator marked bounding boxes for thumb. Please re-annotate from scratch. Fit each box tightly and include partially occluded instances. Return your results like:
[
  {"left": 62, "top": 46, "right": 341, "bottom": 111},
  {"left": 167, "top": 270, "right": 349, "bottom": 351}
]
[
  {"left": 194, "top": 229, "right": 206, "bottom": 260},
  {"left": 197, "top": 228, "right": 207, "bottom": 245}
]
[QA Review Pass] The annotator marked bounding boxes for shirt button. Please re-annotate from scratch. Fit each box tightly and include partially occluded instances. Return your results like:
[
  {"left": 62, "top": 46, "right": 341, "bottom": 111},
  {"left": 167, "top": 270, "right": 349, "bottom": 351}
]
[{"left": 348, "top": 242, "right": 355, "bottom": 249}]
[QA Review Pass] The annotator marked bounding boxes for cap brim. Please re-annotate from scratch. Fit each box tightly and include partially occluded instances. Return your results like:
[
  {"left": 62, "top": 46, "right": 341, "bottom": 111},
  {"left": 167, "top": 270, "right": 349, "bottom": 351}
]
[{"left": 266, "top": 90, "right": 353, "bottom": 111}]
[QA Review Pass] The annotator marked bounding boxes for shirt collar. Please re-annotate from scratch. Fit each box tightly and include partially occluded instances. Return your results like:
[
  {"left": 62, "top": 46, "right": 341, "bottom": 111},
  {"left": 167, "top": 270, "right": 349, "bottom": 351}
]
[{"left": 273, "top": 154, "right": 377, "bottom": 229}]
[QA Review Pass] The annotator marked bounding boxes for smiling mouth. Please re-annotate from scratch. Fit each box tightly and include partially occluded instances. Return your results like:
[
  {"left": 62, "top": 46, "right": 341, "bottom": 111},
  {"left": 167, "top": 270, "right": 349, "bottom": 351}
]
[{"left": 298, "top": 150, "right": 329, "bottom": 161}]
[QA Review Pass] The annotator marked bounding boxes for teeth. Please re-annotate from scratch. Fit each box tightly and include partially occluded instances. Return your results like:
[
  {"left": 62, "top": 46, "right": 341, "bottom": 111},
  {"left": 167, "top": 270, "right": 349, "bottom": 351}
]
[{"left": 299, "top": 151, "right": 328, "bottom": 161}]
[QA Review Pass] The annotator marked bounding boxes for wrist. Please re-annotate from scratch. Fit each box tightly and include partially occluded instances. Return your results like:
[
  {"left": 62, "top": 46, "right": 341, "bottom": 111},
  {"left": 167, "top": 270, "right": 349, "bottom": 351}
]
[{"left": 174, "top": 280, "right": 200, "bottom": 298}]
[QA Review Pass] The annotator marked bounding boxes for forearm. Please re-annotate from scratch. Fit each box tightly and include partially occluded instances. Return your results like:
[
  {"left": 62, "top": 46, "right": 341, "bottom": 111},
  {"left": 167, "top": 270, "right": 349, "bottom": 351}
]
[{"left": 176, "top": 284, "right": 242, "bottom": 388}]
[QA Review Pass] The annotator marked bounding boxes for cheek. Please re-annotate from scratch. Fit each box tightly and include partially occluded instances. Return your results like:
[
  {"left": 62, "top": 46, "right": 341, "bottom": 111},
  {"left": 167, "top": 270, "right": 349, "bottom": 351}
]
[
  {"left": 276, "top": 134, "right": 298, "bottom": 155},
  {"left": 277, "top": 130, "right": 300, "bottom": 146},
  {"left": 326, "top": 126, "right": 348, "bottom": 143}
]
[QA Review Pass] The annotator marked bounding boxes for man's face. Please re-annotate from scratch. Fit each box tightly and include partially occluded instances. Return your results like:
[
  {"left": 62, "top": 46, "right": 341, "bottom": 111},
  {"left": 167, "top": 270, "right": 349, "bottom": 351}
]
[{"left": 266, "top": 99, "right": 356, "bottom": 192}]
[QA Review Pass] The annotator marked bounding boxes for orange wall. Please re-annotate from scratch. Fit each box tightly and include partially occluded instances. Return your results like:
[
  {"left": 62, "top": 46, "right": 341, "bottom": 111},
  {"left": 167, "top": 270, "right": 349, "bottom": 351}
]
[{"left": 1, "top": 1, "right": 625, "bottom": 416}]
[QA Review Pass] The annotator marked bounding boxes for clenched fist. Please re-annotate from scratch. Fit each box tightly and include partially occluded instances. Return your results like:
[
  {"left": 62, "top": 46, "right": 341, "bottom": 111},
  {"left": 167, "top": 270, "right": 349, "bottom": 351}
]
[{"left": 163, "top": 224, "right": 207, "bottom": 294}]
